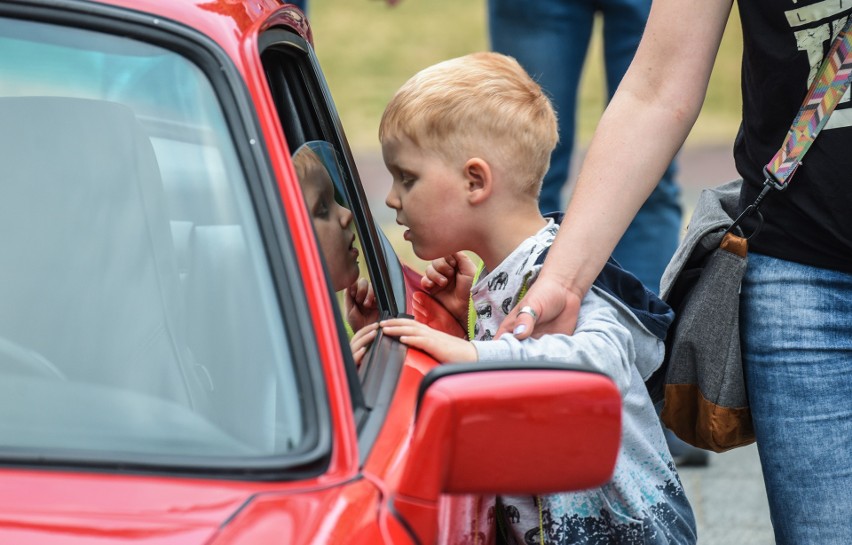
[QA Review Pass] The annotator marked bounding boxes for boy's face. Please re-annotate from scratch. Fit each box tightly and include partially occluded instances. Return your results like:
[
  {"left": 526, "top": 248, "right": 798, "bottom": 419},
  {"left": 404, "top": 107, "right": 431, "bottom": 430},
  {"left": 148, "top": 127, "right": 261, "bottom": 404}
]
[
  {"left": 382, "top": 136, "right": 470, "bottom": 260},
  {"left": 299, "top": 163, "right": 360, "bottom": 292}
]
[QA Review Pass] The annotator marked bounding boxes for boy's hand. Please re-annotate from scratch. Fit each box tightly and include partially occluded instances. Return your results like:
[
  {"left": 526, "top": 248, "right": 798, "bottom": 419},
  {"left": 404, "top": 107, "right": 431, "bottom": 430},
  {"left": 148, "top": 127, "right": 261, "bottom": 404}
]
[
  {"left": 381, "top": 318, "right": 477, "bottom": 363},
  {"left": 345, "top": 277, "right": 379, "bottom": 332},
  {"left": 420, "top": 252, "right": 477, "bottom": 325},
  {"left": 350, "top": 322, "right": 379, "bottom": 367}
]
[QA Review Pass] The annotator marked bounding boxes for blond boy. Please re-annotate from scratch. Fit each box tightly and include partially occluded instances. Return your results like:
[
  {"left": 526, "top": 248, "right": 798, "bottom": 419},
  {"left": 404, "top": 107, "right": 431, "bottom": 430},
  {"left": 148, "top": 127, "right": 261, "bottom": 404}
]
[{"left": 379, "top": 52, "right": 696, "bottom": 544}]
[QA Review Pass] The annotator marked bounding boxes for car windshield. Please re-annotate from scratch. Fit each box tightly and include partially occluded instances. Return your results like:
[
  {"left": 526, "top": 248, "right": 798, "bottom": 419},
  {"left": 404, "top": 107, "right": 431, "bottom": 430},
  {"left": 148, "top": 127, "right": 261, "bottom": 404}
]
[{"left": 0, "top": 17, "right": 309, "bottom": 466}]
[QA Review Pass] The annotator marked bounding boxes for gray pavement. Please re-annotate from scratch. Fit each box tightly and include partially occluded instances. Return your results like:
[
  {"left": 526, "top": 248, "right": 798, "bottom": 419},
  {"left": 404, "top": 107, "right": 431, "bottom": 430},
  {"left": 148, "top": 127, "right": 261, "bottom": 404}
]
[
  {"left": 353, "top": 146, "right": 776, "bottom": 545},
  {"left": 680, "top": 445, "right": 774, "bottom": 544}
]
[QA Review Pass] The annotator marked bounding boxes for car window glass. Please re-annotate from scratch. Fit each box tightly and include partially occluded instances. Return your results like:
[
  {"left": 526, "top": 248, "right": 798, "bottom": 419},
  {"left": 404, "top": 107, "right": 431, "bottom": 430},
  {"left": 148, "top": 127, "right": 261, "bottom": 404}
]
[{"left": 0, "top": 17, "right": 316, "bottom": 466}]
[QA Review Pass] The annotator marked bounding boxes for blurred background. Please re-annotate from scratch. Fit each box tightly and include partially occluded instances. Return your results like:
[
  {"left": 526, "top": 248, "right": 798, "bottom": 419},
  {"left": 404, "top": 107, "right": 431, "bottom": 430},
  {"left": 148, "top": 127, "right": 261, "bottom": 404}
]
[
  {"left": 308, "top": 0, "right": 742, "bottom": 151},
  {"left": 307, "top": 0, "right": 744, "bottom": 271}
]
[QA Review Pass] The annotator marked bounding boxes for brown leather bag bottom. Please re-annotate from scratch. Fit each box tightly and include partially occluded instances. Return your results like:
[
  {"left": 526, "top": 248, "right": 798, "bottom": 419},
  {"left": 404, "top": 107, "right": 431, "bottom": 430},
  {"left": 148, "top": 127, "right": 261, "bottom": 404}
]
[{"left": 661, "top": 384, "right": 755, "bottom": 453}]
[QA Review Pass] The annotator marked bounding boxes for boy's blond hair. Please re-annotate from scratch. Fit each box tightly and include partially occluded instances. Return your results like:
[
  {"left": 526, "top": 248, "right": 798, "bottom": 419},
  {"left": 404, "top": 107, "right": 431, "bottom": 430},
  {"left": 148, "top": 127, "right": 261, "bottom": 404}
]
[
  {"left": 379, "top": 52, "right": 558, "bottom": 197},
  {"left": 292, "top": 145, "right": 324, "bottom": 187}
]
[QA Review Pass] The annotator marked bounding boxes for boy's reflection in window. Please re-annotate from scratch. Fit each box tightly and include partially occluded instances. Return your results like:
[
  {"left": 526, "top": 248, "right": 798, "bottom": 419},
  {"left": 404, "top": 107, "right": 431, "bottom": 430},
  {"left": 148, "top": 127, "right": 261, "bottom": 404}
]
[{"left": 293, "top": 143, "right": 378, "bottom": 365}]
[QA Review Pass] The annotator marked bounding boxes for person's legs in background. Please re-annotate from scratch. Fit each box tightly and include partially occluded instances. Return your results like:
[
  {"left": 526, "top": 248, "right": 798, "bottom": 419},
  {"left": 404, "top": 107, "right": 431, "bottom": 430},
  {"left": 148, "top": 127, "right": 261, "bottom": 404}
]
[
  {"left": 488, "top": 0, "right": 595, "bottom": 216},
  {"left": 612, "top": 177, "right": 681, "bottom": 289},
  {"left": 741, "top": 253, "right": 852, "bottom": 545}
]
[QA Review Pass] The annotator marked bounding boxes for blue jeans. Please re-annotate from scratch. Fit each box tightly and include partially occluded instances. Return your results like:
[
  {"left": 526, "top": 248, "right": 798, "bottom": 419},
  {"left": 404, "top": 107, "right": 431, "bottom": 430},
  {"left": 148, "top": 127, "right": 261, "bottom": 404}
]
[
  {"left": 488, "top": 0, "right": 681, "bottom": 291},
  {"left": 741, "top": 253, "right": 852, "bottom": 545}
]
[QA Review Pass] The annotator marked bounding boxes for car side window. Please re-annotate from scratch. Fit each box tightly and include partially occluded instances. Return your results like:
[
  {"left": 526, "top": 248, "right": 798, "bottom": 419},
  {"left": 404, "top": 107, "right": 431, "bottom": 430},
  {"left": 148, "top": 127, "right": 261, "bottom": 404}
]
[
  {"left": 259, "top": 32, "right": 383, "bottom": 370},
  {"left": 259, "top": 30, "right": 415, "bottom": 450}
]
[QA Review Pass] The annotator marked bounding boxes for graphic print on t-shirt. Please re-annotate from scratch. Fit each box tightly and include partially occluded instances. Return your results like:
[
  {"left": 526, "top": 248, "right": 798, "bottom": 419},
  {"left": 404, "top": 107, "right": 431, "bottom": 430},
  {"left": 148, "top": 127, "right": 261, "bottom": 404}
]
[{"left": 788, "top": 1, "right": 852, "bottom": 129}]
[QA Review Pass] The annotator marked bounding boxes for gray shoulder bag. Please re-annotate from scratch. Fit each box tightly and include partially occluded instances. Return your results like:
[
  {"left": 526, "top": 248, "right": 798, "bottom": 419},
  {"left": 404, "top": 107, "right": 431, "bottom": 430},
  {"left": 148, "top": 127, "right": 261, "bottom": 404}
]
[{"left": 657, "top": 15, "right": 852, "bottom": 453}]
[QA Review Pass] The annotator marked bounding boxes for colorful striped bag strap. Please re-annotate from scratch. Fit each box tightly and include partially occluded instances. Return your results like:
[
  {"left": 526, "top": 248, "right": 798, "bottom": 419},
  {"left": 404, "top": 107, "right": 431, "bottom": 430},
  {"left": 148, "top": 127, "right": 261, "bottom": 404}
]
[{"left": 728, "top": 13, "right": 852, "bottom": 235}]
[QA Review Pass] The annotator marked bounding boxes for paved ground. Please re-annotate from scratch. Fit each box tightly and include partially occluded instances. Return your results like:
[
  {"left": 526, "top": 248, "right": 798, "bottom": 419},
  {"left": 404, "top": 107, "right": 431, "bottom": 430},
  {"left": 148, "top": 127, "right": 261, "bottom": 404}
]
[
  {"left": 353, "top": 146, "right": 776, "bottom": 544},
  {"left": 679, "top": 445, "right": 775, "bottom": 544}
]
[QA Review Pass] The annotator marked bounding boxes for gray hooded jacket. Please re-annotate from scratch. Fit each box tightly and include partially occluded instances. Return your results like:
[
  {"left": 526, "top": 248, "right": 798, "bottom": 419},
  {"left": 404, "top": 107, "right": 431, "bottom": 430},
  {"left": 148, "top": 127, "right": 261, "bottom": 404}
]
[{"left": 471, "top": 221, "right": 696, "bottom": 545}]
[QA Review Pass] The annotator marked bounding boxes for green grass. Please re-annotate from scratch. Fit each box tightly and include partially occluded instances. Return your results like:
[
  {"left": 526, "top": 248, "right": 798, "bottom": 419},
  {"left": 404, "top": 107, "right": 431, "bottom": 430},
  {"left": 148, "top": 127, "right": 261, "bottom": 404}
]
[{"left": 309, "top": 0, "right": 744, "bottom": 151}]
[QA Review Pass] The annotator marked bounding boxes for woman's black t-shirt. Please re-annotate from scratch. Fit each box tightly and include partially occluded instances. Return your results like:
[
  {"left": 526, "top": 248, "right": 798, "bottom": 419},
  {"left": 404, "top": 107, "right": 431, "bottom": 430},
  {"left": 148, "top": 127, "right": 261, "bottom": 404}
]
[{"left": 734, "top": 1, "right": 852, "bottom": 273}]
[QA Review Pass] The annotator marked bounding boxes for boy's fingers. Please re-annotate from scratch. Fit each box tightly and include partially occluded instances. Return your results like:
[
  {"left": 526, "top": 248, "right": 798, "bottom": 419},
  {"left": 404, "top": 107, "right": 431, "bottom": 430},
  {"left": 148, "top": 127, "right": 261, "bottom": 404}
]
[
  {"left": 422, "top": 264, "right": 449, "bottom": 289},
  {"left": 397, "top": 335, "right": 432, "bottom": 352},
  {"left": 346, "top": 278, "right": 366, "bottom": 303},
  {"left": 352, "top": 333, "right": 377, "bottom": 352},
  {"left": 431, "top": 259, "right": 456, "bottom": 278},
  {"left": 355, "top": 322, "right": 379, "bottom": 337},
  {"left": 355, "top": 278, "right": 370, "bottom": 300},
  {"left": 456, "top": 252, "right": 478, "bottom": 276},
  {"left": 426, "top": 263, "right": 455, "bottom": 280},
  {"left": 380, "top": 318, "right": 422, "bottom": 332},
  {"left": 427, "top": 270, "right": 450, "bottom": 286},
  {"left": 421, "top": 276, "right": 436, "bottom": 291},
  {"left": 381, "top": 324, "right": 421, "bottom": 336},
  {"left": 353, "top": 346, "right": 367, "bottom": 367}
]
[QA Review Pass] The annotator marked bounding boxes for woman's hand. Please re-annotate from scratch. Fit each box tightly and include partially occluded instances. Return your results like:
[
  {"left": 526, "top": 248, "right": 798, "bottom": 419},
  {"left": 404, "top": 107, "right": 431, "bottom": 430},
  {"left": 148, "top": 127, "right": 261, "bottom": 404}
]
[
  {"left": 381, "top": 318, "right": 477, "bottom": 363},
  {"left": 495, "top": 273, "right": 582, "bottom": 340}
]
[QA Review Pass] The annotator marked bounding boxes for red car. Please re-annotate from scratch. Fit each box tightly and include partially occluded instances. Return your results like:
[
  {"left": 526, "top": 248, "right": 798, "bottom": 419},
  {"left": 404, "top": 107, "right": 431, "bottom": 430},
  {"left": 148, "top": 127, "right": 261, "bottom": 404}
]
[{"left": 0, "top": 1, "right": 621, "bottom": 544}]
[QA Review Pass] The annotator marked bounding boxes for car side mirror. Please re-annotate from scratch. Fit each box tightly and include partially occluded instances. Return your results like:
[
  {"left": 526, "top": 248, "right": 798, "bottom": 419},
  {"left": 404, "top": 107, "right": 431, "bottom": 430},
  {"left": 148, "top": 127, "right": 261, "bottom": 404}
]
[{"left": 392, "top": 362, "right": 621, "bottom": 545}]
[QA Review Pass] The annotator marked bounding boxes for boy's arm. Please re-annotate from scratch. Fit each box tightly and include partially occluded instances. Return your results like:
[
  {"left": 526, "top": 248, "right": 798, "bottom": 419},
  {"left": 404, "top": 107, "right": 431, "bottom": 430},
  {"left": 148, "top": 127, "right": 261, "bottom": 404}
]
[
  {"left": 474, "top": 289, "right": 642, "bottom": 393},
  {"left": 380, "top": 317, "right": 477, "bottom": 363}
]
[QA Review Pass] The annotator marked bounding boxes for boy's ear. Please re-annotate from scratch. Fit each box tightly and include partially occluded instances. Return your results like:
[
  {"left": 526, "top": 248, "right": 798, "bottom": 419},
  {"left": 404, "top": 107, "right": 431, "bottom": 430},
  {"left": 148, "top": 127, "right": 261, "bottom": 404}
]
[{"left": 463, "top": 158, "right": 492, "bottom": 205}]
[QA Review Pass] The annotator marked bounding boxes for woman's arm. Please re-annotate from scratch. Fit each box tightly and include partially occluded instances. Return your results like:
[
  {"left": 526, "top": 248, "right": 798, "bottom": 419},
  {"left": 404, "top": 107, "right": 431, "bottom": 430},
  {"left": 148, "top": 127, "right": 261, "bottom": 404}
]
[{"left": 498, "top": 0, "right": 735, "bottom": 339}]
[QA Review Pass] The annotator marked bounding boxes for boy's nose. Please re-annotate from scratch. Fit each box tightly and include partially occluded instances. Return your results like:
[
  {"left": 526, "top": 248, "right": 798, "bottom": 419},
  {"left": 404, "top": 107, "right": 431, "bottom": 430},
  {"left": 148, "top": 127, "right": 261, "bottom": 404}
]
[
  {"left": 385, "top": 186, "right": 400, "bottom": 210},
  {"left": 339, "top": 205, "right": 353, "bottom": 228}
]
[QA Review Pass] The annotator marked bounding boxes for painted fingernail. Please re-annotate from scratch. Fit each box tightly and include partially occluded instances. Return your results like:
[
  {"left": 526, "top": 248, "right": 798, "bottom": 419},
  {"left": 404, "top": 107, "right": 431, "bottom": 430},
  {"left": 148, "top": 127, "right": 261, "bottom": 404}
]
[{"left": 513, "top": 324, "right": 526, "bottom": 335}]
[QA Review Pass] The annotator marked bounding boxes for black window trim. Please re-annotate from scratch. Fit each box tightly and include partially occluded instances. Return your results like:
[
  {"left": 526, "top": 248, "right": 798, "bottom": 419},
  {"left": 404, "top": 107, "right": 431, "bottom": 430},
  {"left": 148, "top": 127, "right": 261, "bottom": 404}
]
[{"left": 258, "top": 29, "right": 417, "bottom": 465}]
